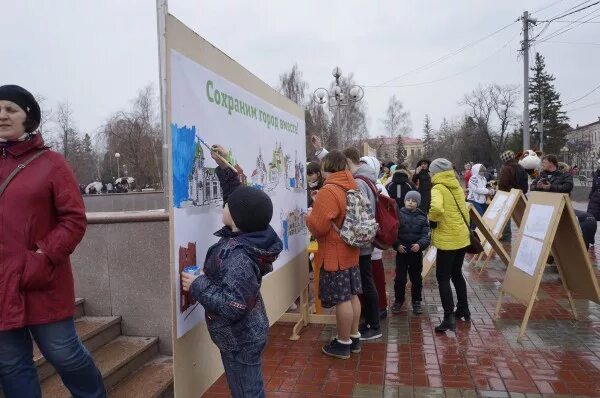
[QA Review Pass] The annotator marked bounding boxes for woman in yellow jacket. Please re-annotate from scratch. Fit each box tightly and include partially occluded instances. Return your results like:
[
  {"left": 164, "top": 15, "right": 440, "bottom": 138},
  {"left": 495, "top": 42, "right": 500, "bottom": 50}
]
[{"left": 428, "top": 158, "right": 471, "bottom": 333}]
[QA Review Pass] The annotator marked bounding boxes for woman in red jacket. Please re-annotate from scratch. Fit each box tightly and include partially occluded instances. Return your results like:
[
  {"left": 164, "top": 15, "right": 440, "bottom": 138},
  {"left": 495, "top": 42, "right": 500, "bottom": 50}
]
[{"left": 0, "top": 85, "right": 105, "bottom": 397}]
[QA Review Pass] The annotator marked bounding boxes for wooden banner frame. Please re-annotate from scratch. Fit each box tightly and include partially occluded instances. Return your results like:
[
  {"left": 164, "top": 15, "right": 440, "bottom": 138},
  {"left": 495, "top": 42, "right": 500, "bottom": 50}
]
[{"left": 494, "top": 192, "right": 600, "bottom": 341}]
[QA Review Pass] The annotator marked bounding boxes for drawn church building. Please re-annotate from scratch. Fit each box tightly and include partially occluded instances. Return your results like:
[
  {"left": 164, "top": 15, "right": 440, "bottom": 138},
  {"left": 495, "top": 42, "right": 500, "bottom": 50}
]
[{"left": 188, "top": 145, "right": 222, "bottom": 206}]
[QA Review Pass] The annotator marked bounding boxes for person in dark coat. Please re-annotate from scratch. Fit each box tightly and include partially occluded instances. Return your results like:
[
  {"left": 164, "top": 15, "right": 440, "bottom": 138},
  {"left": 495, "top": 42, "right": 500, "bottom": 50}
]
[
  {"left": 412, "top": 159, "right": 432, "bottom": 213},
  {"left": 388, "top": 168, "right": 416, "bottom": 210},
  {"left": 587, "top": 160, "right": 600, "bottom": 221},
  {"left": 182, "top": 145, "right": 282, "bottom": 398},
  {"left": 576, "top": 210, "right": 597, "bottom": 250},
  {"left": 391, "top": 191, "right": 430, "bottom": 316},
  {"left": 498, "top": 150, "right": 529, "bottom": 241},
  {"left": 0, "top": 85, "right": 105, "bottom": 397},
  {"left": 530, "top": 154, "right": 573, "bottom": 194}
]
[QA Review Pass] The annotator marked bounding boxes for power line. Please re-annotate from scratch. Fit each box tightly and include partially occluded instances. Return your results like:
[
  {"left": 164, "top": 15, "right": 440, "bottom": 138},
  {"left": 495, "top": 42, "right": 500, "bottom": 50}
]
[
  {"left": 372, "top": 21, "right": 517, "bottom": 87},
  {"left": 536, "top": 6, "right": 600, "bottom": 42},
  {"left": 537, "top": 19, "right": 600, "bottom": 22},
  {"left": 531, "top": 0, "right": 568, "bottom": 15},
  {"left": 532, "top": 1, "right": 600, "bottom": 40},
  {"left": 564, "top": 100, "right": 600, "bottom": 112},
  {"left": 364, "top": 31, "right": 520, "bottom": 89},
  {"left": 546, "top": 0, "right": 600, "bottom": 21},
  {"left": 564, "top": 84, "right": 600, "bottom": 106},
  {"left": 542, "top": 40, "right": 600, "bottom": 44}
]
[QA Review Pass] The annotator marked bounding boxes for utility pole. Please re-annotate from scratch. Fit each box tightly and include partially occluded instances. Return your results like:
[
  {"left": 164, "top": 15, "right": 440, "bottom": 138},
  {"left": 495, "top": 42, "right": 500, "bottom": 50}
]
[
  {"left": 539, "top": 97, "right": 544, "bottom": 152},
  {"left": 522, "top": 10, "right": 530, "bottom": 152}
]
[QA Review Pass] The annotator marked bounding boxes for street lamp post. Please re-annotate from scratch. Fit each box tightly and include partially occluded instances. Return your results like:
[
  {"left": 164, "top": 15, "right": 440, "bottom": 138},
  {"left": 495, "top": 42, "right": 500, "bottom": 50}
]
[
  {"left": 560, "top": 146, "right": 569, "bottom": 164},
  {"left": 115, "top": 153, "right": 121, "bottom": 178},
  {"left": 313, "top": 67, "right": 364, "bottom": 150}
]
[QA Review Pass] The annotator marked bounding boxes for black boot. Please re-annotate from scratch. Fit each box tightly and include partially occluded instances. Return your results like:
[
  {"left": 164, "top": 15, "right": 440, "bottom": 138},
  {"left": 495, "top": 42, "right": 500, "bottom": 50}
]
[
  {"left": 455, "top": 307, "right": 471, "bottom": 322},
  {"left": 435, "top": 313, "right": 456, "bottom": 333}
]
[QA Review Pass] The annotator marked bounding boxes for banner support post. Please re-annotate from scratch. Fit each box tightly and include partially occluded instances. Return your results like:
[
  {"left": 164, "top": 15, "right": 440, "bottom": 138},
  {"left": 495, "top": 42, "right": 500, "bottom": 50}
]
[{"left": 157, "top": 0, "right": 169, "bottom": 209}]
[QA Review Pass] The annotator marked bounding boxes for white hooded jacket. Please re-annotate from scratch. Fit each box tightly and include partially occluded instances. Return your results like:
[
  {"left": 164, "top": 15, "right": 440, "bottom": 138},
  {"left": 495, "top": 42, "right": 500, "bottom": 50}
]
[
  {"left": 360, "top": 156, "right": 389, "bottom": 261},
  {"left": 467, "top": 164, "right": 490, "bottom": 204}
]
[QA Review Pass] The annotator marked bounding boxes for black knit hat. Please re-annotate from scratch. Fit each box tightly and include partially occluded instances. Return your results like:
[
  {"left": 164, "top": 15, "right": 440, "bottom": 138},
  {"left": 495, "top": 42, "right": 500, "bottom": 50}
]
[
  {"left": 227, "top": 186, "right": 273, "bottom": 232},
  {"left": 0, "top": 85, "right": 41, "bottom": 133}
]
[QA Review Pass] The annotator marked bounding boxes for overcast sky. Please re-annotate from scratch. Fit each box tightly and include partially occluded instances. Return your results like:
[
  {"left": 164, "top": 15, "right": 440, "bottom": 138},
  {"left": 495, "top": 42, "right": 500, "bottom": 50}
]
[{"left": 3, "top": 1, "right": 599, "bottom": 141}]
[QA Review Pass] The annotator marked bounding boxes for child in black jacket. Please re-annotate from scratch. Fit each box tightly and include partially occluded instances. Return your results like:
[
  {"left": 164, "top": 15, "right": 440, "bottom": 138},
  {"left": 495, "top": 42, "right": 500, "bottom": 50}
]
[
  {"left": 391, "top": 191, "right": 431, "bottom": 315},
  {"left": 181, "top": 145, "right": 282, "bottom": 398}
]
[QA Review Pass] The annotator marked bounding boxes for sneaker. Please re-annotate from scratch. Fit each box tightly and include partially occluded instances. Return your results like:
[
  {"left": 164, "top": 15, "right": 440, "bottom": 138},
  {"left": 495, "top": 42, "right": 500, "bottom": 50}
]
[
  {"left": 391, "top": 301, "right": 403, "bottom": 314},
  {"left": 350, "top": 336, "right": 361, "bottom": 353},
  {"left": 359, "top": 326, "right": 382, "bottom": 341},
  {"left": 412, "top": 301, "right": 423, "bottom": 315},
  {"left": 358, "top": 323, "right": 369, "bottom": 334},
  {"left": 322, "top": 339, "right": 351, "bottom": 359}
]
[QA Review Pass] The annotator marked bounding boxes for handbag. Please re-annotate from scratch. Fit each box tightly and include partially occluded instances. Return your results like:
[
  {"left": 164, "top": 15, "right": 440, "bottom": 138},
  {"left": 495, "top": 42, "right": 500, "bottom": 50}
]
[
  {"left": 443, "top": 185, "right": 484, "bottom": 254},
  {"left": 0, "top": 150, "right": 46, "bottom": 199}
]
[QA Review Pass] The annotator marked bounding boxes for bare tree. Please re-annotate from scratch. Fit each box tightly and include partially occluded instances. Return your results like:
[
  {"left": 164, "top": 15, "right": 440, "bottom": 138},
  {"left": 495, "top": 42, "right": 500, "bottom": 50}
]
[
  {"left": 305, "top": 96, "right": 331, "bottom": 160},
  {"left": 278, "top": 63, "right": 308, "bottom": 106},
  {"left": 381, "top": 95, "right": 411, "bottom": 138},
  {"left": 460, "top": 84, "right": 519, "bottom": 166},
  {"left": 55, "top": 101, "right": 76, "bottom": 160},
  {"left": 329, "top": 73, "right": 369, "bottom": 149},
  {"left": 491, "top": 84, "right": 519, "bottom": 154},
  {"left": 33, "top": 94, "right": 54, "bottom": 141},
  {"left": 101, "top": 85, "right": 163, "bottom": 188}
]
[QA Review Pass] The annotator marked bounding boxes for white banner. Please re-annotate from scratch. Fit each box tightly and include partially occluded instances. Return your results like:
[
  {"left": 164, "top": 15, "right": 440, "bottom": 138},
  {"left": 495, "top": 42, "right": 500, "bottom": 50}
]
[{"left": 170, "top": 50, "right": 307, "bottom": 338}]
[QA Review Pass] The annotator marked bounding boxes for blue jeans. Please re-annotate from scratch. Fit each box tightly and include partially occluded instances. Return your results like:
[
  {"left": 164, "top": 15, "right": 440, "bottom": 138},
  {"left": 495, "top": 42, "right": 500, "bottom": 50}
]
[
  {"left": 220, "top": 341, "right": 266, "bottom": 398},
  {"left": 0, "top": 318, "right": 106, "bottom": 398},
  {"left": 468, "top": 200, "right": 487, "bottom": 229}
]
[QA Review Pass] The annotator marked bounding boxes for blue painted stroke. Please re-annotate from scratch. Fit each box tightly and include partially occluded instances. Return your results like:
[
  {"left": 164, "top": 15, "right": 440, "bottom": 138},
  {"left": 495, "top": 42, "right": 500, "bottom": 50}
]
[{"left": 172, "top": 124, "right": 197, "bottom": 208}]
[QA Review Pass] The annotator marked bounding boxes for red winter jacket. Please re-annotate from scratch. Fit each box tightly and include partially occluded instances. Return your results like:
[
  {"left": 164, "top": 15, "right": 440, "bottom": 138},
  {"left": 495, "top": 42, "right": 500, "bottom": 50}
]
[{"left": 0, "top": 134, "right": 86, "bottom": 331}]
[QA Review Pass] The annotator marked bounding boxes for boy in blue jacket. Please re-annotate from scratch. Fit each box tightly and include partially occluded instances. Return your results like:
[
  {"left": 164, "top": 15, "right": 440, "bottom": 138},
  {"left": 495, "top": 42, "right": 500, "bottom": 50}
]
[
  {"left": 182, "top": 145, "right": 282, "bottom": 398},
  {"left": 391, "top": 191, "right": 431, "bottom": 315}
]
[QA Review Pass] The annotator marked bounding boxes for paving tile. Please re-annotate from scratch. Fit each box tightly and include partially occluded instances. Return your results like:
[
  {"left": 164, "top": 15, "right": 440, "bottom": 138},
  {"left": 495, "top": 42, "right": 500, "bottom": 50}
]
[{"left": 202, "top": 219, "right": 600, "bottom": 397}]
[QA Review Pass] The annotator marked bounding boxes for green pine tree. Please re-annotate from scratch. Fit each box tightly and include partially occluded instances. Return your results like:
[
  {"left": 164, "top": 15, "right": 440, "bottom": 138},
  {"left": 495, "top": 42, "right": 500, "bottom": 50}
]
[
  {"left": 395, "top": 134, "right": 407, "bottom": 165},
  {"left": 529, "top": 52, "right": 570, "bottom": 154},
  {"left": 422, "top": 114, "right": 435, "bottom": 159}
]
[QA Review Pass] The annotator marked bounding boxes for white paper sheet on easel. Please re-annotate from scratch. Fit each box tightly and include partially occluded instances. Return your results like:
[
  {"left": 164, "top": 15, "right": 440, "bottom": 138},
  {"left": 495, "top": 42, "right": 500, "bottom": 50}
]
[
  {"left": 425, "top": 247, "right": 437, "bottom": 262},
  {"left": 484, "top": 193, "right": 508, "bottom": 221},
  {"left": 523, "top": 204, "right": 554, "bottom": 240},
  {"left": 514, "top": 236, "right": 544, "bottom": 276}
]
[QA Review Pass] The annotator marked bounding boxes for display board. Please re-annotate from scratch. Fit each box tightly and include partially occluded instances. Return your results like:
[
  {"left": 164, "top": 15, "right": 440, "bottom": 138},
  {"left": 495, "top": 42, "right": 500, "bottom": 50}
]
[
  {"left": 495, "top": 192, "right": 600, "bottom": 341},
  {"left": 422, "top": 246, "right": 437, "bottom": 279},
  {"left": 474, "top": 189, "right": 527, "bottom": 270},
  {"left": 160, "top": 10, "right": 308, "bottom": 397}
]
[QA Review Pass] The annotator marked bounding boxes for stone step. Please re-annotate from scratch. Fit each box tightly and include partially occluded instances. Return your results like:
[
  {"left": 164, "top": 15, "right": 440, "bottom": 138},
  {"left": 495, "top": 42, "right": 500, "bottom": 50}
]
[
  {"left": 34, "top": 316, "right": 122, "bottom": 382},
  {"left": 109, "top": 356, "right": 173, "bottom": 398},
  {"left": 40, "top": 336, "right": 159, "bottom": 398},
  {"left": 74, "top": 297, "right": 85, "bottom": 319}
]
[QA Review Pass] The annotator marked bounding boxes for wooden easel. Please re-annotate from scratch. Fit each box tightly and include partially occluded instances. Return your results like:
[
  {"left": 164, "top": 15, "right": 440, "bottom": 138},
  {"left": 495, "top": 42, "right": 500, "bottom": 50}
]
[
  {"left": 494, "top": 192, "right": 600, "bottom": 341},
  {"left": 470, "top": 189, "right": 528, "bottom": 273},
  {"left": 421, "top": 203, "right": 509, "bottom": 280},
  {"left": 280, "top": 242, "right": 336, "bottom": 340}
]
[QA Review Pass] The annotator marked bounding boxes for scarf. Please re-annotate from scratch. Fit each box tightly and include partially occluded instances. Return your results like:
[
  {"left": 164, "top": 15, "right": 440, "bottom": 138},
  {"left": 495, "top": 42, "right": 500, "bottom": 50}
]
[{"left": 0, "top": 133, "right": 31, "bottom": 148}]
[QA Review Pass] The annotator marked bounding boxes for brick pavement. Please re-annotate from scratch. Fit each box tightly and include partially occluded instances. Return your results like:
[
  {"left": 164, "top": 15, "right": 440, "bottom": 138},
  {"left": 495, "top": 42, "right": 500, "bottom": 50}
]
[{"left": 203, "top": 203, "right": 600, "bottom": 398}]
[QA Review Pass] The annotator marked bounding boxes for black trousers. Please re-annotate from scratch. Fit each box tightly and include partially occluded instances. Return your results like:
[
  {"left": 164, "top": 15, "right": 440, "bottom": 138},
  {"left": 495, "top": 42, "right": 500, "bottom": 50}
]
[
  {"left": 359, "top": 254, "right": 380, "bottom": 329},
  {"left": 435, "top": 248, "right": 468, "bottom": 315},
  {"left": 394, "top": 252, "right": 423, "bottom": 304}
]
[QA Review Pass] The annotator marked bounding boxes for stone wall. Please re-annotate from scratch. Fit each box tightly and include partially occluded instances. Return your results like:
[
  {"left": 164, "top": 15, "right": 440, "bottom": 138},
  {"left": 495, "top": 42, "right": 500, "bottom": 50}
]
[
  {"left": 83, "top": 191, "right": 166, "bottom": 212},
  {"left": 71, "top": 211, "right": 172, "bottom": 354}
]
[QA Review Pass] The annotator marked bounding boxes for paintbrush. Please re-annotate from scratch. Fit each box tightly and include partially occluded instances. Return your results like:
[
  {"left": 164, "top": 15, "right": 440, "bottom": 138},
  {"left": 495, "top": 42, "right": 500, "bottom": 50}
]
[{"left": 196, "top": 136, "right": 238, "bottom": 173}]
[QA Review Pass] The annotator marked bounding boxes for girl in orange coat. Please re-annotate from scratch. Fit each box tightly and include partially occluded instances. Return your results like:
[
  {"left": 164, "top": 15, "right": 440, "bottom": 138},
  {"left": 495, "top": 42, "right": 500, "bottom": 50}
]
[{"left": 307, "top": 150, "right": 362, "bottom": 360}]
